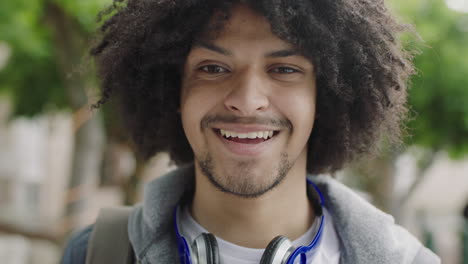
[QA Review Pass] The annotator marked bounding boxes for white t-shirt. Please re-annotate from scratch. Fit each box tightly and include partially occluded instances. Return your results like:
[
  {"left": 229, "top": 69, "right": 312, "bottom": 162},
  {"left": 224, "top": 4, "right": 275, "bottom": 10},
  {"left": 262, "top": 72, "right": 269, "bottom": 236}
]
[{"left": 179, "top": 206, "right": 341, "bottom": 264}]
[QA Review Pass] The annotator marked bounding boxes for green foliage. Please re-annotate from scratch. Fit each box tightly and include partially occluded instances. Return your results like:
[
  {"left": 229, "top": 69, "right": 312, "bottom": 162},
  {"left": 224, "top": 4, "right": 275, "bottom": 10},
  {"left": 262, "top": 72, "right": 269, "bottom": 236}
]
[
  {"left": 0, "top": 0, "right": 110, "bottom": 116},
  {"left": 0, "top": 0, "right": 56, "bottom": 116},
  {"left": 2, "top": 49, "right": 66, "bottom": 116},
  {"left": 392, "top": 0, "right": 468, "bottom": 158},
  {"left": 55, "top": 0, "right": 112, "bottom": 32}
]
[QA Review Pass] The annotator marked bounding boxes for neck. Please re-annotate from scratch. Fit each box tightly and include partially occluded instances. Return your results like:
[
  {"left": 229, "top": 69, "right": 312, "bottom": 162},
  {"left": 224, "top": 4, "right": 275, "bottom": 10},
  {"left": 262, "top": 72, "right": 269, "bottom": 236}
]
[{"left": 190, "top": 157, "right": 315, "bottom": 249}]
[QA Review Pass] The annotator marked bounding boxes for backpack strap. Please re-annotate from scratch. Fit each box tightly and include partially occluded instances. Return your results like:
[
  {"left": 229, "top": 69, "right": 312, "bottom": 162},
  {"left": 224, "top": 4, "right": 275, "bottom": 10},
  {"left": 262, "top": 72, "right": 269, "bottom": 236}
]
[{"left": 85, "top": 206, "right": 136, "bottom": 264}]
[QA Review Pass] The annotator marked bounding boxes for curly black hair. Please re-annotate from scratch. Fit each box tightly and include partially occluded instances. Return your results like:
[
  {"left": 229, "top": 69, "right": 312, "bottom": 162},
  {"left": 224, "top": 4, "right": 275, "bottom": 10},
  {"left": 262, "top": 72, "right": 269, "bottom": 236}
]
[{"left": 91, "top": 0, "right": 415, "bottom": 174}]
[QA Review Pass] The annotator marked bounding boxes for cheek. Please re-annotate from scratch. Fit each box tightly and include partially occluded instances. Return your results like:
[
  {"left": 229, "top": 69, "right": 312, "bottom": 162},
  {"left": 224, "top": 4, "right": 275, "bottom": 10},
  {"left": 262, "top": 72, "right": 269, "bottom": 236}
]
[
  {"left": 180, "top": 86, "right": 200, "bottom": 145},
  {"left": 274, "top": 87, "right": 316, "bottom": 131},
  {"left": 180, "top": 84, "right": 220, "bottom": 146}
]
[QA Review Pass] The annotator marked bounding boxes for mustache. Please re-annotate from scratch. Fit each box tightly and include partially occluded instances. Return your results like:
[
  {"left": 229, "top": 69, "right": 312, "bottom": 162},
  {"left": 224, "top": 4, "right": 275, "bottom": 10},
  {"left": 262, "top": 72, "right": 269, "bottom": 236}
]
[{"left": 201, "top": 114, "right": 292, "bottom": 130}]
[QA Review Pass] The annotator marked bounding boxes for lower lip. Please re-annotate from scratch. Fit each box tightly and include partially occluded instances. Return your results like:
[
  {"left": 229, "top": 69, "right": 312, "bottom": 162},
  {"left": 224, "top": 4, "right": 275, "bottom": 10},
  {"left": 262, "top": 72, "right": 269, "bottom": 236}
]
[{"left": 213, "top": 129, "right": 277, "bottom": 156}]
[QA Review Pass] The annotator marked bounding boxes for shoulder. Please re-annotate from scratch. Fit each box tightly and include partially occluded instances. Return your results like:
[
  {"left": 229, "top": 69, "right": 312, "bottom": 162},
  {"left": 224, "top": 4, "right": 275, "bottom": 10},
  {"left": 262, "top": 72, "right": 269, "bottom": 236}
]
[
  {"left": 61, "top": 225, "right": 94, "bottom": 264},
  {"left": 412, "top": 246, "right": 441, "bottom": 264},
  {"left": 391, "top": 225, "right": 441, "bottom": 264},
  {"left": 309, "top": 175, "right": 441, "bottom": 263}
]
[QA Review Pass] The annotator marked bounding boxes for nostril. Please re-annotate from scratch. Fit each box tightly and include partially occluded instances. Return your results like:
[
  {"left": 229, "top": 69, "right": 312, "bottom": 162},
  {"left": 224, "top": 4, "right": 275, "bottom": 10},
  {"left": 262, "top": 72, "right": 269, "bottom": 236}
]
[{"left": 224, "top": 92, "right": 269, "bottom": 115}]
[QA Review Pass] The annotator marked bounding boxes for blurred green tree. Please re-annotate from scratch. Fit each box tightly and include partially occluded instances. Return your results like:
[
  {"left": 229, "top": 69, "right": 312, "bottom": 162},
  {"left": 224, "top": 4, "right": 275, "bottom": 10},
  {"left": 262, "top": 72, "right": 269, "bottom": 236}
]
[
  {"left": 401, "top": 0, "right": 468, "bottom": 158},
  {"left": 0, "top": 0, "right": 111, "bottom": 234},
  {"left": 347, "top": 0, "right": 468, "bottom": 214},
  {"left": 0, "top": 0, "right": 110, "bottom": 114}
]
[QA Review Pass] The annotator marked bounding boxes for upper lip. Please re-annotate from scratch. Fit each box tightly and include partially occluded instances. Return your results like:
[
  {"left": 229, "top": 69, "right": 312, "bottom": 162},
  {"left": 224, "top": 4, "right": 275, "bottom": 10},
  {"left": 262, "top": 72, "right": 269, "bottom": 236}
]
[{"left": 212, "top": 124, "right": 281, "bottom": 133}]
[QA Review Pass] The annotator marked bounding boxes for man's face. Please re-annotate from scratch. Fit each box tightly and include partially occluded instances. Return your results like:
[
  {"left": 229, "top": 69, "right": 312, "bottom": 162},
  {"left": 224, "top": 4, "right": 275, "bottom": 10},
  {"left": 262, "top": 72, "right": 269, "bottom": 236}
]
[{"left": 180, "top": 5, "right": 316, "bottom": 198}]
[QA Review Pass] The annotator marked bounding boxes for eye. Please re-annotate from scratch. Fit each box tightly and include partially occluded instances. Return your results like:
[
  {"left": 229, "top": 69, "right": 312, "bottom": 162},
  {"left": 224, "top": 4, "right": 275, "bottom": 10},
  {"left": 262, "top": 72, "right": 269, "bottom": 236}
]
[
  {"left": 270, "top": 66, "right": 300, "bottom": 74},
  {"left": 199, "top": 65, "right": 229, "bottom": 74}
]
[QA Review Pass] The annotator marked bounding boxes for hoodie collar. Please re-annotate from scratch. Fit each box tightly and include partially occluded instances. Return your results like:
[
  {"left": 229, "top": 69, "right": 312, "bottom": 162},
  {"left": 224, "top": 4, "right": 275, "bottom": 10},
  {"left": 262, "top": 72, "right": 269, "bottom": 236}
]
[{"left": 129, "top": 165, "right": 423, "bottom": 264}]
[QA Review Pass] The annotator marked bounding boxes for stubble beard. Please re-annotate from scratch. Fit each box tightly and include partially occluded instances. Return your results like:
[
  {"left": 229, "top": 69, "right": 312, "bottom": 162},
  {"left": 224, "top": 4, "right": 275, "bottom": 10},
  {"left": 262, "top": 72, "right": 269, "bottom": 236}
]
[{"left": 197, "top": 152, "right": 292, "bottom": 198}]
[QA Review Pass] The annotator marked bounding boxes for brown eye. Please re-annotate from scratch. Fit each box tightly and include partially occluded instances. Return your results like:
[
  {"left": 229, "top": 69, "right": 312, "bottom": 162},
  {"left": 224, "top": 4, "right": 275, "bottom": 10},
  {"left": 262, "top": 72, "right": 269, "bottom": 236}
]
[{"left": 200, "top": 65, "right": 229, "bottom": 74}]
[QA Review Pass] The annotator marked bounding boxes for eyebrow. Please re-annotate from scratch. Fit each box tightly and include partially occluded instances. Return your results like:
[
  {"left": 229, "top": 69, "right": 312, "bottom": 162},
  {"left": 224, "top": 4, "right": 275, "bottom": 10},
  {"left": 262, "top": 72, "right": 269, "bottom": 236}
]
[
  {"left": 194, "top": 42, "right": 232, "bottom": 56},
  {"left": 193, "top": 41, "right": 300, "bottom": 58},
  {"left": 265, "top": 49, "right": 299, "bottom": 58}
]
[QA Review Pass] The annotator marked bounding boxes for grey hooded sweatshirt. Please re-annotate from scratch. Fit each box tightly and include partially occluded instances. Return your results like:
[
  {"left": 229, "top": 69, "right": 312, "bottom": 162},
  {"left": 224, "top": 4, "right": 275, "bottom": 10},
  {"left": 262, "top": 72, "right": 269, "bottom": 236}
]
[{"left": 126, "top": 164, "right": 440, "bottom": 264}]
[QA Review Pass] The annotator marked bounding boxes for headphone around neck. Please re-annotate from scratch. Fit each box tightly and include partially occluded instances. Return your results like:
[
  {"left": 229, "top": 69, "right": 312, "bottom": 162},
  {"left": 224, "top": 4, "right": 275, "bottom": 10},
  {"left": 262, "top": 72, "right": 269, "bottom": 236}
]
[{"left": 174, "top": 179, "right": 325, "bottom": 264}]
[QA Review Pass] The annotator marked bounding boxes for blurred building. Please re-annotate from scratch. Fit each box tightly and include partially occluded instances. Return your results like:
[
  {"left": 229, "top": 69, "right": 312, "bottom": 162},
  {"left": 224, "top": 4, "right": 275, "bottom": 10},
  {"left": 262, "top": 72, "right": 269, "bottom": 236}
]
[
  {"left": 0, "top": 99, "right": 121, "bottom": 263},
  {"left": 399, "top": 152, "right": 468, "bottom": 264},
  {"left": 0, "top": 96, "right": 174, "bottom": 263}
]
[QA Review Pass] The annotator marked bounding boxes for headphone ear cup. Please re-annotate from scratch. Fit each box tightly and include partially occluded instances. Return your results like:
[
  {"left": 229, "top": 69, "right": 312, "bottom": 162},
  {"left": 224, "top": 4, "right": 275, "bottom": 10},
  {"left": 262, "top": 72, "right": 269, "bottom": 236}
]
[
  {"left": 192, "top": 233, "right": 220, "bottom": 264},
  {"left": 260, "top": 236, "right": 294, "bottom": 264}
]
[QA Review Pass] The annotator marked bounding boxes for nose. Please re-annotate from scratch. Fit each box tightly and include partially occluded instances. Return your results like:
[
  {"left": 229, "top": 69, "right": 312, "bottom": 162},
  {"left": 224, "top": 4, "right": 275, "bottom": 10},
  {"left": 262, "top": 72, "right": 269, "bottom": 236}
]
[{"left": 224, "top": 70, "right": 270, "bottom": 116}]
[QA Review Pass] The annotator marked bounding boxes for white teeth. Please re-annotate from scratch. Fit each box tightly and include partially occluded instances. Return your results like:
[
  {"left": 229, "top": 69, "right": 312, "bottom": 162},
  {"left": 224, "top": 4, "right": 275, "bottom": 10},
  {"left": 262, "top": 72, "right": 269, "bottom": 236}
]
[
  {"left": 219, "top": 129, "right": 275, "bottom": 139},
  {"left": 247, "top": 132, "right": 257, "bottom": 139}
]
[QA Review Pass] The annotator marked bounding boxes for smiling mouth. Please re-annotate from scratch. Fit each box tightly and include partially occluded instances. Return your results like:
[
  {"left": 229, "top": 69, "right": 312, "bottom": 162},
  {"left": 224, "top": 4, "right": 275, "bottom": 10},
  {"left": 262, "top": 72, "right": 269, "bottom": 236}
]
[{"left": 213, "top": 128, "right": 280, "bottom": 144}]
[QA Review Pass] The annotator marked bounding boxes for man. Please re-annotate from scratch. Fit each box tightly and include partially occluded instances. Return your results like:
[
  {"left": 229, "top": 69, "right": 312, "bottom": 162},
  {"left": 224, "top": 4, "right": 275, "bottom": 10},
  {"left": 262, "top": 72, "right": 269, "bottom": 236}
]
[{"left": 62, "top": 0, "right": 441, "bottom": 263}]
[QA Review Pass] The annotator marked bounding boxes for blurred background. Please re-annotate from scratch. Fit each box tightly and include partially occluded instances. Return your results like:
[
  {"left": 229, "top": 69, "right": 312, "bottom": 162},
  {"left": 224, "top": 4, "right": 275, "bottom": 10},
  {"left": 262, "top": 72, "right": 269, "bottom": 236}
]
[{"left": 0, "top": 0, "right": 467, "bottom": 263}]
